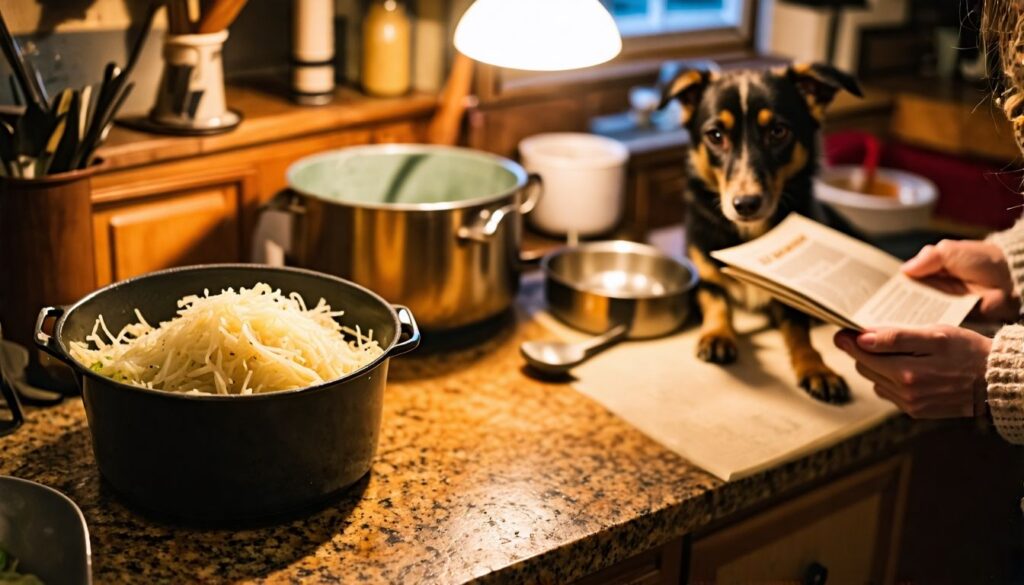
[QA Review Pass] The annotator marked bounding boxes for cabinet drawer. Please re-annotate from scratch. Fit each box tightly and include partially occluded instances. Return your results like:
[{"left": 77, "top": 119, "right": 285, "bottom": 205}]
[
  {"left": 573, "top": 538, "right": 683, "bottom": 585},
  {"left": 689, "top": 457, "right": 910, "bottom": 585},
  {"left": 92, "top": 168, "right": 254, "bottom": 285}
]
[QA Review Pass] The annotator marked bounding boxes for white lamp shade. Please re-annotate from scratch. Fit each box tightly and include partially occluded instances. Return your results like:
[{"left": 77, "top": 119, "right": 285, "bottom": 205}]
[{"left": 454, "top": 0, "right": 622, "bottom": 71}]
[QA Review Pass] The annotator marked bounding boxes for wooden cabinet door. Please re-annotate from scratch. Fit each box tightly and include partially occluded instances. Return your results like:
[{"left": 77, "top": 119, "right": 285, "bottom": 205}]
[
  {"left": 92, "top": 167, "right": 255, "bottom": 285},
  {"left": 573, "top": 538, "right": 683, "bottom": 585},
  {"left": 689, "top": 457, "right": 910, "bottom": 585}
]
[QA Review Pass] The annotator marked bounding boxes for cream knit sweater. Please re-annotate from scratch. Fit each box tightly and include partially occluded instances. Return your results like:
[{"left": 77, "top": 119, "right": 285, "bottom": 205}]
[{"left": 986, "top": 222, "right": 1024, "bottom": 445}]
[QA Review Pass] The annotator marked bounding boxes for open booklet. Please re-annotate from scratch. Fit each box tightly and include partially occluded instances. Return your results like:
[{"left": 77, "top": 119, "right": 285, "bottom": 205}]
[{"left": 709, "top": 214, "right": 979, "bottom": 331}]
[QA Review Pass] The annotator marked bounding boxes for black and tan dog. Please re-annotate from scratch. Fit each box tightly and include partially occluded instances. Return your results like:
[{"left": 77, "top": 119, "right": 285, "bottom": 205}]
[{"left": 660, "top": 63, "right": 862, "bottom": 403}]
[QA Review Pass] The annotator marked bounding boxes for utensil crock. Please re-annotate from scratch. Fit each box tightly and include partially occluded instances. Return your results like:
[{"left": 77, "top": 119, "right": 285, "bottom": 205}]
[{"left": 0, "top": 167, "right": 97, "bottom": 392}]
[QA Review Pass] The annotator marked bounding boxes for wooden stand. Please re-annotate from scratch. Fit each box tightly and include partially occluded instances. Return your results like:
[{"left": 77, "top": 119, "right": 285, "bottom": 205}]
[{"left": 0, "top": 167, "right": 97, "bottom": 391}]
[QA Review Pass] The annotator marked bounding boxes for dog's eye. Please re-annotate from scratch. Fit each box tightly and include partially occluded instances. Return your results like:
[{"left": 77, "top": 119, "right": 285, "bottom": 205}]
[
  {"left": 704, "top": 128, "right": 725, "bottom": 146},
  {"left": 768, "top": 123, "right": 791, "bottom": 144}
]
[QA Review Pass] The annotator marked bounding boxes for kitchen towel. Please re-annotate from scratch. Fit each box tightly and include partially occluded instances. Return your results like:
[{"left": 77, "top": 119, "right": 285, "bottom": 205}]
[{"left": 534, "top": 310, "right": 898, "bottom": 482}]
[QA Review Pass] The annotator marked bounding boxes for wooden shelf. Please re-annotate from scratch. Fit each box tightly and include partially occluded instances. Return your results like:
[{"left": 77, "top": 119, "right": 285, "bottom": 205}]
[{"left": 97, "top": 78, "right": 438, "bottom": 172}]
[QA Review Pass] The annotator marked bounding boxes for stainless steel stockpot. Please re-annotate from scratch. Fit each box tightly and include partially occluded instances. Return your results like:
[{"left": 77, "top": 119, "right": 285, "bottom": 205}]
[{"left": 275, "top": 144, "right": 542, "bottom": 330}]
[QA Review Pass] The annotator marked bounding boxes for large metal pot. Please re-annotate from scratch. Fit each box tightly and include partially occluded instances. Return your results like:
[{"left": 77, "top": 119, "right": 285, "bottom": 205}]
[
  {"left": 34, "top": 264, "right": 420, "bottom": 524},
  {"left": 274, "top": 144, "right": 542, "bottom": 330}
]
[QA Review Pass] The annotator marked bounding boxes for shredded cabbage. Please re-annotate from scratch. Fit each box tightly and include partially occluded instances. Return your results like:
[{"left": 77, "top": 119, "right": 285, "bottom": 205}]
[{"left": 69, "top": 283, "right": 383, "bottom": 395}]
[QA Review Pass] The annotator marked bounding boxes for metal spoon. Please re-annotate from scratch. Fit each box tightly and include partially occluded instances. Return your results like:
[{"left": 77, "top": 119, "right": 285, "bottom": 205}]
[{"left": 520, "top": 324, "right": 629, "bottom": 375}]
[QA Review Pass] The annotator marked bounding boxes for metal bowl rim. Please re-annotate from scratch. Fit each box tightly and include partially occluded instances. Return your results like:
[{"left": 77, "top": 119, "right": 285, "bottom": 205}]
[
  {"left": 54, "top": 264, "right": 404, "bottom": 402},
  {"left": 285, "top": 143, "right": 530, "bottom": 212},
  {"left": 0, "top": 475, "right": 92, "bottom": 584},
  {"left": 541, "top": 240, "right": 700, "bottom": 300}
]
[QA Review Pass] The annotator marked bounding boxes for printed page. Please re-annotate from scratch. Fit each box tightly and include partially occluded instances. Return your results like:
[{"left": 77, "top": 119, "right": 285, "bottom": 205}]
[
  {"left": 533, "top": 309, "right": 898, "bottom": 482},
  {"left": 711, "top": 214, "right": 977, "bottom": 329}
]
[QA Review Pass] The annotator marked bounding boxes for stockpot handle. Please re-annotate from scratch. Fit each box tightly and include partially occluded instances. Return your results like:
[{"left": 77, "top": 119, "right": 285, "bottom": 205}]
[
  {"left": 457, "top": 172, "right": 543, "bottom": 243},
  {"left": 34, "top": 306, "right": 70, "bottom": 364},
  {"left": 263, "top": 188, "right": 307, "bottom": 215},
  {"left": 390, "top": 305, "right": 421, "bottom": 357}
]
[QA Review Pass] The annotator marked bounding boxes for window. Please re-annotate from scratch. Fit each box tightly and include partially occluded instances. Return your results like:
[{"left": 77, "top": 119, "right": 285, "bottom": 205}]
[{"left": 602, "top": 0, "right": 748, "bottom": 37}]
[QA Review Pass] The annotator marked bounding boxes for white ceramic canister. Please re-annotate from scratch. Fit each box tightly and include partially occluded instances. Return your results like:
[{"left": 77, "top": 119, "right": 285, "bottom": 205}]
[
  {"left": 150, "top": 30, "right": 239, "bottom": 131},
  {"left": 292, "top": 0, "right": 335, "bottom": 105},
  {"left": 518, "top": 133, "right": 629, "bottom": 236}
]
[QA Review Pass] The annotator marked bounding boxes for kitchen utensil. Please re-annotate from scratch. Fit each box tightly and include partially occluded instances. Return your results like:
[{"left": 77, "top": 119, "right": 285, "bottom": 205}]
[
  {"left": 0, "top": 12, "right": 46, "bottom": 114},
  {"left": 272, "top": 144, "right": 542, "bottom": 331},
  {"left": 815, "top": 165, "right": 937, "bottom": 235},
  {"left": 48, "top": 89, "right": 81, "bottom": 175},
  {"left": 0, "top": 326, "right": 26, "bottom": 438},
  {"left": 520, "top": 323, "right": 628, "bottom": 375},
  {"left": 0, "top": 476, "right": 92, "bottom": 584},
  {"left": 518, "top": 132, "right": 629, "bottom": 236},
  {"left": 0, "top": 337, "right": 63, "bottom": 406},
  {"left": 540, "top": 240, "right": 699, "bottom": 339},
  {"left": 34, "top": 264, "right": 420, "bottom": 524},
  {"left": 197, "top": 0, "right": 249, "bottom": 33},
  {"left": 148, "top": 30, "right": 241, "bottom": 135},
  {"left": 167, "top": 0, "right": 193, "bottom": 34}
]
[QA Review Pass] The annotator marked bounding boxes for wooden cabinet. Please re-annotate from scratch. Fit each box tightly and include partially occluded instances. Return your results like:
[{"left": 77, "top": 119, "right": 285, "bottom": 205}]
[
  {"left": 688, "top": 457, "right": 911, "bottom": 585},
  {"left": 625, "top": 145, "right": 688, "bottom": 238},
  {"left": 89, "top": 117, "right": 426, "bottom": 285},
  {"left": 572, "top": 538, "right": 683, "bottom": 585},
  {"left": 92, "top": 168, "right": 252, "bottom": 284}
]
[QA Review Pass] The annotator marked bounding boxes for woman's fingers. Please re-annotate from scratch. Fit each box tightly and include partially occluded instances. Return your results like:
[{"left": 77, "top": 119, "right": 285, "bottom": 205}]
[
  {"left": 901, "top": 244, "right": 944, "bottom": 278},
  {"left": 855, "top": 327, "right": 946, "bottom": 355}
]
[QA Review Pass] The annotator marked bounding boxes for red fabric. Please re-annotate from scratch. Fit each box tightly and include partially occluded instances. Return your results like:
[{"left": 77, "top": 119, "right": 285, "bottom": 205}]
[{"left": 824, "top": 131, "right": 1023, "bottom": 230}]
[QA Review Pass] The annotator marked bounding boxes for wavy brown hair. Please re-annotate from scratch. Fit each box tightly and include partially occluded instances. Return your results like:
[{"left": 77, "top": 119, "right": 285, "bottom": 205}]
[{"left": 984, "top": 1, "right": 1022, "bottom": 113}]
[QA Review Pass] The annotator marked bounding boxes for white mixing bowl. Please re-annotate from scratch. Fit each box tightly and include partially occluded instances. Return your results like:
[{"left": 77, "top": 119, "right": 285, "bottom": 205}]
[
  {"left": 519, "top": 133, "right": 629, "bottom": 236},
  {"left": 814, "top": 165, "right": 938, "bottom": 235}
]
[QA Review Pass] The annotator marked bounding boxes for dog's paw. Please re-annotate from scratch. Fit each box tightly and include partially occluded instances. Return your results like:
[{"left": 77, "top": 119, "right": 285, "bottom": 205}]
[
  {"left": 799, "top": 369, "right": 850, "bottom": 404},
  {"left": 697, "top": 334, "right": 738, "bottom": 364}
]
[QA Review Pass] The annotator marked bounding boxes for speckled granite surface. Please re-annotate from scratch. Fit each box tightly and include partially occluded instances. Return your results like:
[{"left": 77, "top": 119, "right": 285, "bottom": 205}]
[{"left": 0, "top": 281, "right": 924, "bottom": 584}]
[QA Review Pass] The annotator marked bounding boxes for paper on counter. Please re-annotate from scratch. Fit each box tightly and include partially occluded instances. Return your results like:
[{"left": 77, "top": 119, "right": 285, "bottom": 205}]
[{"left": 535, "top": 311, "right": 898, "bottom": 482}]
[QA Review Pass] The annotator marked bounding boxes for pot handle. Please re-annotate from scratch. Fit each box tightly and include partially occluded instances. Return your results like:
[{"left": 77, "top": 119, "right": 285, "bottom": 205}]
[
  {"left": 34, "top": 306, "right": 70, "bottom": 364},
  {"left": 263, "top": 188, "right": 307, "bottom": 215},
  {"left": 390, "top": 305, "right": 421, "bottom": 357},
  {"left": 457, "top": 173, "right": 543, "bottom": 243}
]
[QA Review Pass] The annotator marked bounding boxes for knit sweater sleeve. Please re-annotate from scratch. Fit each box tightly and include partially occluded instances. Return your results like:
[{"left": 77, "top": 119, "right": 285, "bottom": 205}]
[
  {"left": 984, "top": 223, "right": 1024, "bottom": 445},
  {"left": 987, "top": 325, "right": 1024, "bottom": 445},
  {"left": 987, "top": 220, "right": 1024, "bottom": 300}
]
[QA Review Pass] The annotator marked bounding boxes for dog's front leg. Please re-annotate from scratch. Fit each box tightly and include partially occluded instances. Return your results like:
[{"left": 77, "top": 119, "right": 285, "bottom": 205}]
[
  {"left": 689, "top": 245, "right": 739, "bottom": 363},
  {"left": 696, "top": 285, "right": 738, "bottom": 363},
  {"left": 771, "top": 301, "right": 850, "bottom": 403}
]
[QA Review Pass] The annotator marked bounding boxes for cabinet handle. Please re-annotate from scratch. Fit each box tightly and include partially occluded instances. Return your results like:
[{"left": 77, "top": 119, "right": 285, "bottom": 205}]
[{"left": 803, "top": 561, "right": 828, "bottom": 585}]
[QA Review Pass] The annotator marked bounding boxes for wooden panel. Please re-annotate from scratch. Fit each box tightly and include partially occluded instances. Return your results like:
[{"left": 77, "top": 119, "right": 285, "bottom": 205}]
[
  {"left": 573, "top": 538, "right": 683, "bottom": 585},
  {"left": 466, "top": 98, "right": 587, "bottom": 159},
  {"left": 890, "top": 93, "right": 1019, "bottom": 162},
  {"left": 92, "top": 167, "right": 254, "bottom": 284},
  {"left": 106, "top": 190, "right": 239, "bottom": 282},
  {"left": 689, "top": 456, "right": 911, "bottom": 585},
  {"left": 623, "top": 148, "right": 688, "bottom": 239},
  {"left": 97, "top": 87, "right": 435, "bottom": 171},
  {"left": 372, "top": 121, "right": 426, "bottom": 143}
]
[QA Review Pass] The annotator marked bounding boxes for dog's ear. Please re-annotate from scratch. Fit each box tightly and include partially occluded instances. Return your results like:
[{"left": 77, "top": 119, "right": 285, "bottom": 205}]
[
  {"left": 659, "top": 69, "right": 713, "bottom": 124},
  {"left": 781, "top": 62, "right": 862, "bottom": 120}
]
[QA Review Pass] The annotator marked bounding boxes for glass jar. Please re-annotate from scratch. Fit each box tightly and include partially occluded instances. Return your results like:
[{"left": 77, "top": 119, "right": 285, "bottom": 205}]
[{"left": 362, "top": 0, "right": 411, "bottom": 97}]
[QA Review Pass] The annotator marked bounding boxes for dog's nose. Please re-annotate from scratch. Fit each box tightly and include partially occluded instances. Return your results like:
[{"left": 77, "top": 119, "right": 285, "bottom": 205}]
[{"left": 732, "top": 195, "right": 763, "bottom": 218}]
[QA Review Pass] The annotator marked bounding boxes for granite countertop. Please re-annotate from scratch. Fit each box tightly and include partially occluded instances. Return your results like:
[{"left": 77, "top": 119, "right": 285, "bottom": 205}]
[{"left": 0, "top": 280, "right": 922, "bottom": 584}]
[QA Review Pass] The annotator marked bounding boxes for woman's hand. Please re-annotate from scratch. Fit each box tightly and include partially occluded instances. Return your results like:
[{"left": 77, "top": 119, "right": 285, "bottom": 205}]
[
  {"left": 902, "top": 239, "right": 1019, "bottom": 323},
  {"left": 834, "top": 326, "right": 991, "bottom": 419}
]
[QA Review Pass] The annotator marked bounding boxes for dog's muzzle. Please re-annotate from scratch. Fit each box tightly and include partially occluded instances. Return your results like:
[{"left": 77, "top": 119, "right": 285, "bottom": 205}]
[{"left": 731, "top": 194, "right": 764, "bottom": 219}]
